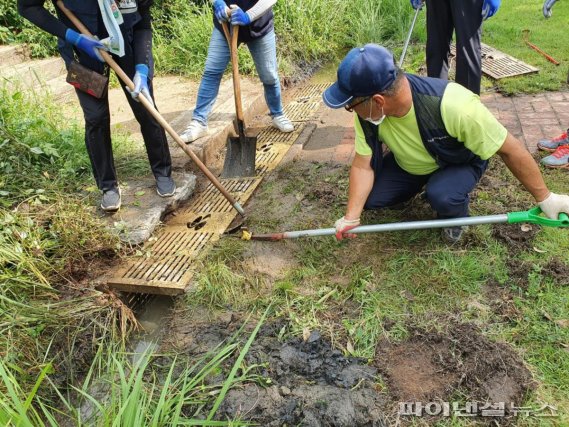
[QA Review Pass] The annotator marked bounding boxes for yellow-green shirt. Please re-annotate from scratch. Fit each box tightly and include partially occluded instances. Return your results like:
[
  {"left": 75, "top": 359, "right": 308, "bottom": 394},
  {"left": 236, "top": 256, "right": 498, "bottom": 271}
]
[{"left": 354, "top": 82, "right": 508, "bottom": 175}]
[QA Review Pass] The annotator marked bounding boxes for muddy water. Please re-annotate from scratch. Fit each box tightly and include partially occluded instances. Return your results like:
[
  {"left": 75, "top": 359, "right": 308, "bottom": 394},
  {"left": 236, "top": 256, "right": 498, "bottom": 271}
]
[{"left": 131, "top": 295, "right": 174, "bottom": 362}]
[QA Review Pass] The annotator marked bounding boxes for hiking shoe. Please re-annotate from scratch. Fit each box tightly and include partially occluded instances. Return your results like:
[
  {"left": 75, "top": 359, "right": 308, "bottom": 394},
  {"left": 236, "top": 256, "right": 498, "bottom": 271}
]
[
  {"left": 442, "top": 226, "right": 467, "bottom": 244},
  {"left": 180, "top": 120, "right": 208, "bottom": 143},
  {"left": 101, "top": 187, "right": 121, "bottom": 212},
  {"left": 537, "top": 128, "right": 569, "bottom": 152},
  {"left": 156, "top": 175, "right": 176, "bottom": 197},
  {"left": 541, "top": 145, "right": 569, "bottom": 168},
  {"left": 272, "top": 114, "right": 294, "bottom": 133}
]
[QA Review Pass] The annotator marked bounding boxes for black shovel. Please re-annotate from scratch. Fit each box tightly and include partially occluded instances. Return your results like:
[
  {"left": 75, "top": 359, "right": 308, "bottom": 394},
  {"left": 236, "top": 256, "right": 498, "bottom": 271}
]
[{"left": 221, "top": 22, "right": 257, "bottom": 178}]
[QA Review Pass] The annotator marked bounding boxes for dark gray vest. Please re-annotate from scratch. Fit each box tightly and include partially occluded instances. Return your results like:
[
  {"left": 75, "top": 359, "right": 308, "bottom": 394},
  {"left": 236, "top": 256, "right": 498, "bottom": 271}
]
[{"left": 360, "top": 73, "right": 486, "bottom": 173}]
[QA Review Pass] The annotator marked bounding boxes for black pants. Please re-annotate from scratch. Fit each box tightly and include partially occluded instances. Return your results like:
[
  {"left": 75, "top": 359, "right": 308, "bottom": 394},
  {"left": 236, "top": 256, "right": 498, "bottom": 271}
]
[
  {"left": 426, "top": 0, "right": 484, "bottom": 95},
  {"left": 72, "top": 52, "right": 172, "bottom": 192}
]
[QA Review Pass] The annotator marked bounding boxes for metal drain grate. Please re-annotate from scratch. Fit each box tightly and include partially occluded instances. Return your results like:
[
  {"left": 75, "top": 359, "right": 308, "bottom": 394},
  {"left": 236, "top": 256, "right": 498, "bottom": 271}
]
[
  {"left": 257, "top": 127, "right": 299, "bottom": 144},
  {"left": 185, "top": 178, "right": 260, "bottom": 213},
  {"left": 284, "top": 101, "right": 320, "bottom": 122},
  {"left": 451, "top": 43, "right": 538, "bottom": 79},
  {"left": 108, "top": 231, "right": 216, "bottom": 294},
  {"left": 107, "top": 84, "right": 328, "bottom": 295},
  {"left": 294, "top": 83, "right": 330, "bottom": 100},
  {"left": 256, "top": 150, "right": 279, "bottom": 168}
]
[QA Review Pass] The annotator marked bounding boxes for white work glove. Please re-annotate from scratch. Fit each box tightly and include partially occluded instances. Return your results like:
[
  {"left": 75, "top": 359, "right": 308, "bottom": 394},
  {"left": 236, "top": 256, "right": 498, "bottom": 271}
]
[
  {"left": 538, "top": 192, "right": 569, "bottom": 219},
  {"left": 334, "top": 216, "right": 360, "bottom": 240}
]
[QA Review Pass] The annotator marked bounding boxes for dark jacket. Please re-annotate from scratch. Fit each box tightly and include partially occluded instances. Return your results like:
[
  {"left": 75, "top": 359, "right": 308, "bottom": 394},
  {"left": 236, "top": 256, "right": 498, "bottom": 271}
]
[
  {"left": 213, "top": 0, "right": 274, "bottom": 43},
  {"left": 359, "top": 73, "right": 486, "bottom": 175},
  {"left": 17, "top": 0, "right": 154, "bottom": 69}
]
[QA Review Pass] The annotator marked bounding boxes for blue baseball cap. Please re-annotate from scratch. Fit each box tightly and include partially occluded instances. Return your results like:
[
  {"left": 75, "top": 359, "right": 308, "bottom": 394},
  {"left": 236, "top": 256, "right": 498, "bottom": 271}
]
[{"left": 323, "top": 44, "right": 397, "bottom": 109}]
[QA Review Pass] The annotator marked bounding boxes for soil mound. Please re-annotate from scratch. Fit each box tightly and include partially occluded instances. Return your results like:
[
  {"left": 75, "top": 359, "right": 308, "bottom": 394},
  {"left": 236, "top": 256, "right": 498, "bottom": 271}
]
[{"left": 376, "top": 322, "right": 536, "bottom": 421}]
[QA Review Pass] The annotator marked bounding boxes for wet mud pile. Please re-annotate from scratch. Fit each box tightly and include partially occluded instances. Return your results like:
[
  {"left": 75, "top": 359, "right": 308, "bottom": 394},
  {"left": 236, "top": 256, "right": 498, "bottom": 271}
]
[
  {"left": 376, "top": 322, "right": 536, "bottom": 421},
  {"left": 221, "top": 325, "right": 388, "bottom": 426},
  {"left": 168, "top": 316, "right": 387, "bottom": 426}
]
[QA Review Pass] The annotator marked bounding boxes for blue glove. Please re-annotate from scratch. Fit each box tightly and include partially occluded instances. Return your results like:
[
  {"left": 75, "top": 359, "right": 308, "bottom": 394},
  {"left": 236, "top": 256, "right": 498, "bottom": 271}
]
[
  {"left": 65, "top": 29, "right": 106, "bottom": 62},
  {"left": 410, "top": 0, "right": 424, "bottom": 10},
  {"left": 130, "top": 64, "right": 154, "bottom": 107},
  {"left": 481, "top": 0, "right": 501, "bottom": 20},
  {"left": 230, "top": 5, "right": 251, "bottom": 26},
  {"left": 543, "top": 0, "right": 558, "bottom": 18},
  {"left": 213, "top": 0, "right": 229, "bottom": 22}
]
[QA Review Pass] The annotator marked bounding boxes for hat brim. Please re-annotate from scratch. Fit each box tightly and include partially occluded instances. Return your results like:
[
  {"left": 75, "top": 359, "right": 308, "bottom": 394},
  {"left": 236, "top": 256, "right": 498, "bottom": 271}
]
[{"left": 322, "top": 82, "right": 354, "bottom": 109}]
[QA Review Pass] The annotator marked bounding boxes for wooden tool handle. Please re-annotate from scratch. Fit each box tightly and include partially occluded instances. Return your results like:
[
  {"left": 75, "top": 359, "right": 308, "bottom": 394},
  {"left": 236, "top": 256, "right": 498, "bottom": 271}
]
[
  {"left": 221, "top": 22, "right": 244, "bottom": 123},
  {"left": 56, "top": 1, "right": 244, "bottom": 216}
]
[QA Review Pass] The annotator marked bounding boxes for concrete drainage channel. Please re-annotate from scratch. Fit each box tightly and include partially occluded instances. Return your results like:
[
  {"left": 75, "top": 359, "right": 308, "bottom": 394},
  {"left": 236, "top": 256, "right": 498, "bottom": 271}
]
[{"left": 116, "top": 83, "right": 329, "bottom": 355}]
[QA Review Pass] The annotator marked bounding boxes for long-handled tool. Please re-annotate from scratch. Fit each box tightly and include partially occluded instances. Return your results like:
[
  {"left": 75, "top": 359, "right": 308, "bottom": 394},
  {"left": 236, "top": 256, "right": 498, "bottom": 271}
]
[
  {"left": 56, "top": 1, "right": 245, "bottom": 216},
  {"left": 220, "top": 21, "right": 257, "bottom": 178},
  {"left": 242, "top": 207, "right": 569, "bottom": 241},
  {"left": 522, "top": 29, "right": 560, "bottom": 65},
  {"left": 398, "top": 4, "right": 423, "bottom": 68}
]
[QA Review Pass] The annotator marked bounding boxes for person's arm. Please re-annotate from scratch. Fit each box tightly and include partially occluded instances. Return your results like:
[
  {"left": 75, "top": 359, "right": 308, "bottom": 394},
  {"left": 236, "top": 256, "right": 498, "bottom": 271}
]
[
  {"left": 244, "top": 0, "right": 277, "bottom": 21},
  {"left": 345, "top": 153, "right": 375, "bottom": 220},
  {"left": 334, "top": 153, "right": 374, "bottom": 240},
  {"left": 17, "top": 0, "right": 68, "bottom": 39},
  {"left": 497, "top": 132, "right": 550, "bottom": 202}
]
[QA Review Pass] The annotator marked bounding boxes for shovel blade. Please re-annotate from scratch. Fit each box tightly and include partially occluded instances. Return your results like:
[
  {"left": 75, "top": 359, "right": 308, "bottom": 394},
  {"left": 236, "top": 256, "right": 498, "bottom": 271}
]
[{"left": 222, "top": 135, "right": 257, "bottom": 178}]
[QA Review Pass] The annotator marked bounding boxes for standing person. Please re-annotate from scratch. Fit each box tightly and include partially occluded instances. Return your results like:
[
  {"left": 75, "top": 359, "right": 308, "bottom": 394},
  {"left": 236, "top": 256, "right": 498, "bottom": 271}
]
[
  {"left": 323, "top": 45, "right": 569, "bottom": 243},
  {"left": 410, "top": 0, "right": 501, "bottom": 95},
  {"left": 180, "top": 0, "right": 293, "bottom": 143},
  {"left": 18, "top": 0, "right": 175, "bottom": 212}
]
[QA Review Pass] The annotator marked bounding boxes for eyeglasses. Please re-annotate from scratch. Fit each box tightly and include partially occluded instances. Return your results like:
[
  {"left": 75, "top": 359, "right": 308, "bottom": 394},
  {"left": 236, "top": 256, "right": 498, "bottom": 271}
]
[{"left": 344, "top": 97, "right": 370, "bottom": 112}]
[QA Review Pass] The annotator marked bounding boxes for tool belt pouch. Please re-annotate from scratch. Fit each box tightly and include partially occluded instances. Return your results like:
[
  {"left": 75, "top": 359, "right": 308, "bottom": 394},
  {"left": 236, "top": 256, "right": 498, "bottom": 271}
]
[{"left": 66, "top": 61, "right": 108, "bottom": 98}]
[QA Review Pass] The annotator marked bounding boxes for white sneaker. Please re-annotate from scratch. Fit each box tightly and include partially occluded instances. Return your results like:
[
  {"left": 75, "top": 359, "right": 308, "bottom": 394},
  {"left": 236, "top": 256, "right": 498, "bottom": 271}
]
[
  {"left": 180, "top": 120, "right": 208, "bottom": 143},
  {"left": 272, "top": 115, "right": 294, "bottom": 133}
]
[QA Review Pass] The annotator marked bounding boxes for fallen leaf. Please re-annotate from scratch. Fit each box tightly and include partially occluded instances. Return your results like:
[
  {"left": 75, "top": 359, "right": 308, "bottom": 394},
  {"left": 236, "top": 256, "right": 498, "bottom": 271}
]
[
  {"left": 555, "top": 319, "right": 569, "bottom": 328},
  {"left": 302, "top": 327, "right": 310, "bottom": 342},
  {"left": 347, "top": 340, "right": 355, "bottom": 355}
]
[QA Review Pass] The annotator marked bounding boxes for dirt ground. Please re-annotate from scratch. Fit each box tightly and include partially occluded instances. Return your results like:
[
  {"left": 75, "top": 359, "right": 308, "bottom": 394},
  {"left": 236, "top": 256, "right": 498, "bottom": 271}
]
[{"left": 160, "top": 145, "right": 554, "bottom": 425}]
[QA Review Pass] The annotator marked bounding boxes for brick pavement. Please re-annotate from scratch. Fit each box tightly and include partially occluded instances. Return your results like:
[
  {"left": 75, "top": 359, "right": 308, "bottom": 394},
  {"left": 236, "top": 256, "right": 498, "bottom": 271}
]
[{"left": 299, "top": 90, "right": 569, "bottom": 164}]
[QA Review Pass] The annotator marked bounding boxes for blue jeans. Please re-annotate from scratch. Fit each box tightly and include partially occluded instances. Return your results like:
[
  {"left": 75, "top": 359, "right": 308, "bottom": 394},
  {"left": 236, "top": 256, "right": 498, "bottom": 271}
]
[
  {"left": 365, "top": 153, "right": 488, "bottom": 218},
  {"left": 192, "top": 28, "right": 283, "bottom": 125}
]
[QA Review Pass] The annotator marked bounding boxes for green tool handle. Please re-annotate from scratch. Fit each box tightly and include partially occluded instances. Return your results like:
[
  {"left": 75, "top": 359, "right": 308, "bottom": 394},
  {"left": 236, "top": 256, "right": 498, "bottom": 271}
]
[{"left": 507, "top": 206, "right": 569, "bottom": 227}]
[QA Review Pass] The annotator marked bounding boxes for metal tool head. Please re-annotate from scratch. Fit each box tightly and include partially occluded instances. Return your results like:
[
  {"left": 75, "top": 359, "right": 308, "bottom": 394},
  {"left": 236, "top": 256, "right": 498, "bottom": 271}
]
[{"left": 222, "top": 119, "right": 257, "bottom": 178}]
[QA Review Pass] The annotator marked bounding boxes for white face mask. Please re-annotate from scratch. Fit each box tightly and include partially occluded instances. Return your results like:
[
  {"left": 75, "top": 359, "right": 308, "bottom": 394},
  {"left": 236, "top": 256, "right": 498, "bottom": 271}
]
[{"left": 365, "top": 100, "right": 385, "bottom": 126}]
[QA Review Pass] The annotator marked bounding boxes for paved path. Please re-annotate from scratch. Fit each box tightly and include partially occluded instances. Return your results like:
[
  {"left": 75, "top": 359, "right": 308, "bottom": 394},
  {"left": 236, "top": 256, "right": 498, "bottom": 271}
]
[{"left": 297, "top": 90, "right": 569, "bottom": 164}]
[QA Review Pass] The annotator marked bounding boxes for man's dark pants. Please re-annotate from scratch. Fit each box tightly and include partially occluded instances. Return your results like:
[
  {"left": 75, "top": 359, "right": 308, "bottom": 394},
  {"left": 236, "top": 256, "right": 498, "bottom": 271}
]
[
  {"left": 426, "top": 0, "right": 484, "bottom": 95},
  {"left": 365, "top": 153, "right": 488, "bottom": 218},
  {"left": 71, "top": 42, "right": 172, "bottom": 192}
]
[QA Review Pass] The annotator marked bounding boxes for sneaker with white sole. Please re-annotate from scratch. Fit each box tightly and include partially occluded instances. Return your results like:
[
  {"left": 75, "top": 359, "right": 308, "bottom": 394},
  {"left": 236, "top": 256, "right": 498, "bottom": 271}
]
[
  {"left": 541, "top": 145, "right": 569, "bottom": 168},
  {"left": 272, "top": 114, "right": 294, "bottom": 133},
  {"left": 156, "top": 175, "right": 176, "bottom": 197},
  {"left": 101, "top": 187, "right": 121, "bottom": 212},
  {"left": 180, "top": 120, "right": 208, "bottom": 143},
  {"left": 537, "top": 128, "right": 569, "bottom": 152}
]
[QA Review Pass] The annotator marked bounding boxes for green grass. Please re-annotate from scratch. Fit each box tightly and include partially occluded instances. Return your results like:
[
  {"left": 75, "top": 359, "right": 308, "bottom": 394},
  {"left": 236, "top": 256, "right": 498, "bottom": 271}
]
[
  {"left": 1, "top": 315, "right": 266, "bottom": 426},
  {"left": 482, "top": 1, "right": 569, "bottom": 94},
  {"left": 186, "top": 158, "right": 569, "bottom": 425},
  {"left": 399, "top": 0, "right": 569, "bottom": 95}
]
